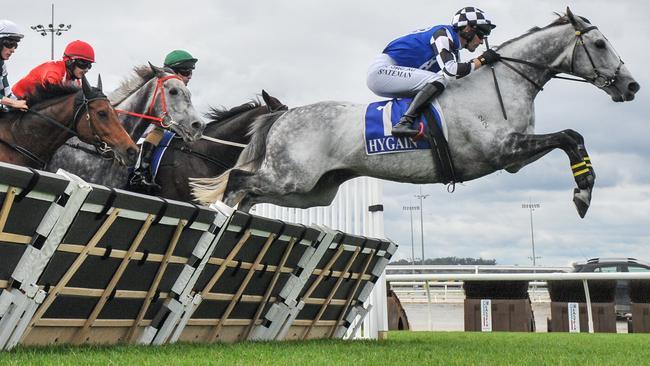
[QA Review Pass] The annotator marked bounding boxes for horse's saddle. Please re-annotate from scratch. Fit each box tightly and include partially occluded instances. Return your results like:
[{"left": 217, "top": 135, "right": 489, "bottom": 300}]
[
  {"left": 364, "top": 98, "right": 447, "bottom": 155},
  {"left": 364, "top": 97, "right": 456, "bottom": 184}
]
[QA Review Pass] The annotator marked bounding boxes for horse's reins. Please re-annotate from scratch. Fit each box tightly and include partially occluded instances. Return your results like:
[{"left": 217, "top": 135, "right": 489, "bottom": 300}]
[
  {"left": 0, "top": 94, "right": 114, "bottom": 168},
  {"left": 487, "top": 23, "right": 624, "bottom": 116},
  {"left": 197, "top": 102, "right": 288, "bottom": 149},
  {"left": 114, "top": 75, "right": 182, "bottom": 129},
  {"left": 174, "top": 103, "right": 289, "bottom": 167},
  {"left": 199, "top": 135, "right": 247, "bottom": 148}
]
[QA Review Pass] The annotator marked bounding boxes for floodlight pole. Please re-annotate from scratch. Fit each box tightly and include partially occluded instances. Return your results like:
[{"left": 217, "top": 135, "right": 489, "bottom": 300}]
[
  {"left": 415, "top": 187, "right": 429, "bottom": 265},
  {"left": 403, "top": 204, "right": 420, "bottom": 273},
  {"left": 30, "top": 4, "right": 72, "bottom": 60},
  {"left": 521, "top": 199, "right": 541, "bottom": 268}
]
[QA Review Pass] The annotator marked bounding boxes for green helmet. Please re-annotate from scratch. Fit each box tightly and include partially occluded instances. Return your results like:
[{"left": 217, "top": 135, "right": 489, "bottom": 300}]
[{"left": 164, "top": 50, "right": 198, "bottom": 69}]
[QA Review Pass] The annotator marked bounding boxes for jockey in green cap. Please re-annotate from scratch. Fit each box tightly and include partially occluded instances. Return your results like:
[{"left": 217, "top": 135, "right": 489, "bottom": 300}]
[{"left": 128, "top": 50, "right": 198, "bottom": 194}]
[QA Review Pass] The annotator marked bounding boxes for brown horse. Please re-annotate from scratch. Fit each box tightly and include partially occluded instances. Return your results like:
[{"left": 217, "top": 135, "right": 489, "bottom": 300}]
[{"left": 0, "top": 76, "right": 138, "bottom": 169}]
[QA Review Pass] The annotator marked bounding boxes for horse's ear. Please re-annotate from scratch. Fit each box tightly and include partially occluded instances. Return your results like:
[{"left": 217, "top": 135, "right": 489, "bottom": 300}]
[
  {"left": 148, "top": 61, "right": 165, "bottom": 77},
  {"left": 81, "top": 75, "right": 92, "bottom": 97},
  {"left": 261, "top": 90, "right": 271, "bottom": 110},
  {"left": 261, "top": 90, "right": 288, "bottom": 112},
  {"left": 566, "top": 7, "right": 577, "bottom": 25},
  {"left": 97, "top": 74, "right": 103, "bottom": 92}
]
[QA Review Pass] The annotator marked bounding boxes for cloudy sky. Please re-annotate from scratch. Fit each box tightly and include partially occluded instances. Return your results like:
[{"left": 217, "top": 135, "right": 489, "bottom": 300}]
[{"left": 6, "top": 1, "right": 649, "bottom": 267}]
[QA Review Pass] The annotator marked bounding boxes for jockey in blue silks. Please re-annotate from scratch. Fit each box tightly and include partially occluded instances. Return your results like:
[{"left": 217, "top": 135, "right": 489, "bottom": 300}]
[{"left": 367, "top": 7, "right": 500, "bottom": 138}]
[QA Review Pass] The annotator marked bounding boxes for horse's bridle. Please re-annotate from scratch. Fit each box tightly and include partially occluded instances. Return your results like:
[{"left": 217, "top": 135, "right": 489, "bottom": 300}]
[
  {"left": 497, "top": 23, "right": 624, "bottom": 91},
  {"left": 72, "top": 95, "right": 117, "bottom": 157},
  {"left": 115, "top": 75, "right": 183, "bottom": 129}
]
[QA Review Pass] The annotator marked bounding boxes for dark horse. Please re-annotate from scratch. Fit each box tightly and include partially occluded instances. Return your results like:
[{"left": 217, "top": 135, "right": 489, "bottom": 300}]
[
  {"left": 0, "top": 76, "right": 138, "bottom": 169},
  {"left": 155, "top": 90, "right": 287, "bottom": 201}
]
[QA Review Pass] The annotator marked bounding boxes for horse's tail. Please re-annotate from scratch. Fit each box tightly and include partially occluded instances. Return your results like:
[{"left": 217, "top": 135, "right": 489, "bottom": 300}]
[
  {"left": 191, "top": 169, "right": 232, "bottom": 204},
  {"left": 236, "top": 111, "right": 284, "bottom": 172},
  {"left": 190, "top": 111, "right": 284, "bottom": 205}
]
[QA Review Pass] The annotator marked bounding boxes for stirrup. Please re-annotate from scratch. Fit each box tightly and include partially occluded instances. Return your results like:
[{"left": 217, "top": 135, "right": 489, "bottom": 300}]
[
  {"left": 411, "top": 122, "right": 425, "bottom": 141},
  {"left": 392, "top": 118, "right": 419, "bottom": 138}
]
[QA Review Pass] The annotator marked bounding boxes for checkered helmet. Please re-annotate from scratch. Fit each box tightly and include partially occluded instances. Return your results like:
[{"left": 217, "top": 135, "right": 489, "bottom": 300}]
[{"left": 452, "top": 7, "right": 496, "bottom": 34}]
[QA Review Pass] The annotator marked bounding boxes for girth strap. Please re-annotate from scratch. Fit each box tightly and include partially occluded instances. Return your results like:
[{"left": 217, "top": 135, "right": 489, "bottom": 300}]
[{"left": 422, "top": 109, "right": 457, "bottom": 189}]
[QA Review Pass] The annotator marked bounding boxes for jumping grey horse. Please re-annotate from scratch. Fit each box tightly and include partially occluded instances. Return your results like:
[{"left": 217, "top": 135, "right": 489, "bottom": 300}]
[
  {"left": 192, "top": 9, "right": 639, "bottom": 218},
  {"left": 48, "top": 64, "right": 205, "bottom": 187}
]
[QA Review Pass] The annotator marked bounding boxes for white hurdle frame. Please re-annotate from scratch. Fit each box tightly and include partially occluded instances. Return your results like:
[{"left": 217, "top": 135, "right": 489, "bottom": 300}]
[{"left": 252, "top": 177, "right": 388, "bottom": 339}]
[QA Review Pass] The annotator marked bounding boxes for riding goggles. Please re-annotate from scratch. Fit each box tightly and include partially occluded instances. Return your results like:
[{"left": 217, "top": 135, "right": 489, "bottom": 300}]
[
  {"left": 1, "top": 38, "right": 19, "bottom": 49},
  {"left": 474, "top": 25, "right": 492, "bottom": 39},
  {"left": 74, "top": 59, "right": 93, "bottom": 70},
  {"left": 173, "top": 68, "right": 193, "bottom": 77}
]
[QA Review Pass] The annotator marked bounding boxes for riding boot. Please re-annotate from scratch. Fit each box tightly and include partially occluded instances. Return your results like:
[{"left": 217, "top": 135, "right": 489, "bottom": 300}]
[
  {"left": 128, "top": 141, "right": 162, "bottom": 195},
  {"left": 392, "top": 82, "right": 444, "bottom": 138}
]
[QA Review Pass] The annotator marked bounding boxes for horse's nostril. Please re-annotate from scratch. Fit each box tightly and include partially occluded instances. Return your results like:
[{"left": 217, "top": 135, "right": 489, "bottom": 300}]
[
  {"left": 191, "top": 121, "right": 203, "bottom": 131},
  {"left": 628, "top": 82, "right": 640, "bottom": 93}
]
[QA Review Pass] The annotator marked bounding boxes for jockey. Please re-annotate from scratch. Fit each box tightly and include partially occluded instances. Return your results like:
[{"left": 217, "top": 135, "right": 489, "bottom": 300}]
[
  {"left": 0, "top": 20, "right": 27, "bottom": 111},
  {"left": 12, "top": 40, "right": 95, "bottom": 99},
  {"left": 128, "top": 49, "right": 198, "bottom": 194},
  {"left": 367, "top": 7, "right": 501, "bottom": 138}
]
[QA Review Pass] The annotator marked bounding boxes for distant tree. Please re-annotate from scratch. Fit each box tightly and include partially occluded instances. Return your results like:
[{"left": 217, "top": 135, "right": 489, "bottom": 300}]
[
  {"left": 389, "top": 259, "right": 411, "bottom": 265},
  {"left": 389, "top": 257, "right": 497, "bottom": 265}
]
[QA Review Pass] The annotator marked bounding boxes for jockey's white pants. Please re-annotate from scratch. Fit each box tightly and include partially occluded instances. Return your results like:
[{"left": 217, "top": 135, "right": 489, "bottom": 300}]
[{"left": 366, "top": 54, "right": 446, "bottom": 98}]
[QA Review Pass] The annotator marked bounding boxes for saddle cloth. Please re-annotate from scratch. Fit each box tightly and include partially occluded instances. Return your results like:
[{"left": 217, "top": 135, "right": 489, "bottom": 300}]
[
  {"left": 364, "top": 98, "right": 447, "bottom": 155},
  {"left": 136, "top": 130, "right": 175, "bottom": 179}
]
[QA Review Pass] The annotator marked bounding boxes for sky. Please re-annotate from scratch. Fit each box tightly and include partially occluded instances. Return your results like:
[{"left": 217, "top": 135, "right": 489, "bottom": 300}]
[{"left": 5, "top": 1, "right": 649, "bottom": 267}]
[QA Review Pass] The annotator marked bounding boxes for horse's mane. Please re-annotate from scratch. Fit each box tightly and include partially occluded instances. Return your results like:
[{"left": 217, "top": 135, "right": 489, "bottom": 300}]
[
  {"left": 109, "top": 65, "right": 157, "bottom": 105},
  {"left": 497, "top": 13, "right": 591, "bottom": 50},
  {"left": 24, "top": 83, "right": 80, "bottom": 107},
  {"left": 204, "top": 100, "right": 261, "bottom": 124}
]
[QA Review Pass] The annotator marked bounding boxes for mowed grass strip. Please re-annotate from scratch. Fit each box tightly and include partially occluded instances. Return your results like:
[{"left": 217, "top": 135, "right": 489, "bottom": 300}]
[{"left": 1, "top": 331, "right": 649, "bottom": 366}]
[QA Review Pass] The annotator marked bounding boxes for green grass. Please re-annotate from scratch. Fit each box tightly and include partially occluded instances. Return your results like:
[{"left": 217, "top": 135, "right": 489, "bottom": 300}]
[{"left": 1, "top": 331, "right": 649, "bottom": 366}]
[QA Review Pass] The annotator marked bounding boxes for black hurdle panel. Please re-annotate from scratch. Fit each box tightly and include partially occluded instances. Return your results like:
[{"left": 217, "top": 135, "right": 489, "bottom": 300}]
[{"left": 21, "top": 184, "right": 218, "bottom": 346}]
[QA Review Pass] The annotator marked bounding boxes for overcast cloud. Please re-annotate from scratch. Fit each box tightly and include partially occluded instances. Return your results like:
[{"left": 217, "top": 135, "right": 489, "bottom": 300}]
[{"left": 6, "top": 1, "right": 649, "bottom": 267}]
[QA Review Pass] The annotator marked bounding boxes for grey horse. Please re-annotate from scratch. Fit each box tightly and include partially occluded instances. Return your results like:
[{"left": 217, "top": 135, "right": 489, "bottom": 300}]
[
  {"left": 48, "top": 64, "right": 205, "bottom": 187},
  {"left": 192, "top": 9, "right": 639, "bottom": 218}
]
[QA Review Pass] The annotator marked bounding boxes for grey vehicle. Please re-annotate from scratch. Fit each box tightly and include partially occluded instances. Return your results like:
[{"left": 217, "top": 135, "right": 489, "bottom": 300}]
[{"left": 572, "top": 258, "right": 650, "bottom": 318}]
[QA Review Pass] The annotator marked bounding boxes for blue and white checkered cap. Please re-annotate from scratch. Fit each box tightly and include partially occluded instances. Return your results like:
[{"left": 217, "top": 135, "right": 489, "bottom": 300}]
[{"left": 451, "top": 7, "right": 495, "bottom": 29}]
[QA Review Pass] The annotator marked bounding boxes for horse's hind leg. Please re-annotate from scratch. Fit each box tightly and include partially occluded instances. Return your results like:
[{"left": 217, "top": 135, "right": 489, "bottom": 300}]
[
  {"left": 499, "top": 130, "right": 595, "bottom": 218},
  {"left": 222, "top": 168, "right": 255, "bottom": 208}
]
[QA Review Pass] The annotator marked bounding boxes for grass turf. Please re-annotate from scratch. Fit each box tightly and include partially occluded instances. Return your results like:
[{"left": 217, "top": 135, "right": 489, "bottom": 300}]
[{"left": 1, "top": 331, "right": 649, "bottom": 365}]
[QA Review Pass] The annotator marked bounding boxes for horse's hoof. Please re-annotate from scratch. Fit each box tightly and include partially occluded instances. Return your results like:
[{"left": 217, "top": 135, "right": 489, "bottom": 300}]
[{"left": 573, "top": 187, "right": 592, "bottom": 218}]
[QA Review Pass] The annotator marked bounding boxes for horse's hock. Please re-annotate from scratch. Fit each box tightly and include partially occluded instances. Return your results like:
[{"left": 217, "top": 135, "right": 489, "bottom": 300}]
[{"left": 0, "top": 162, "right": 396, "bottom": 349}]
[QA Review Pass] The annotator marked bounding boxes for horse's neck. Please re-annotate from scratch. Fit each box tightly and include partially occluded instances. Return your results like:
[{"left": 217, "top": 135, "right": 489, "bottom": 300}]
[
  {"left": 206, "top": 107, "right": 264, "bottom": 143},
  {"left": 113, "top": 78, "right": 156, "bottom": 139},
  {"left": 14, "top": 95, "right": 76, "bottom": 159},
  {"left": 497, "top": 23, "right": 577, "bottom": 95}
]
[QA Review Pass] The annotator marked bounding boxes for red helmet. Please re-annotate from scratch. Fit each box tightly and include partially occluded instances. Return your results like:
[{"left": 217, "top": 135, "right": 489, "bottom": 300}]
[{"left": 63, "top": 40, "right": 95, "bottom": 62}]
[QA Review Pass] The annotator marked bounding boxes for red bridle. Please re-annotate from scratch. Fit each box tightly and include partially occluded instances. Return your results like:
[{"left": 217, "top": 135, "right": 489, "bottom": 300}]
[{"left": 114, "top": 75, "right": 182, "bottom": 128}]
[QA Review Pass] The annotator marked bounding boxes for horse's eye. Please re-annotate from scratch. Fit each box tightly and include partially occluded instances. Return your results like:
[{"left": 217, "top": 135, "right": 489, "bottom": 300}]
[
  {"left": 98, "top": 110, "right": 108, "bottom": 118},
  {"left": 169, "top": 88, "right": 179, "bottom": 95},
  {"left": 595, "top": 39, "right": 606, "bottom": 49}
]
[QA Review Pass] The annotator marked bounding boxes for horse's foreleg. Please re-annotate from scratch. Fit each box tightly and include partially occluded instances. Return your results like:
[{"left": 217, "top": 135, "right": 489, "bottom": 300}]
[{"left": 499, "top": 130, "right": 595, "bottom": 218}]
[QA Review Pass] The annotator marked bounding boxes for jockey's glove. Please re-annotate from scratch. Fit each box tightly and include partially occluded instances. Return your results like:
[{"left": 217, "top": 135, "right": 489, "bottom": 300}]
[{"left": 478, "top": 49, "right": 501, "bottom": 66}]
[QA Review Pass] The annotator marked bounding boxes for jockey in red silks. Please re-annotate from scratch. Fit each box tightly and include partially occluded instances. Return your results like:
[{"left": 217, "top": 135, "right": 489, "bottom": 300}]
[{"left": 12, "top": 40, "right": 95, "bottom": 99}]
